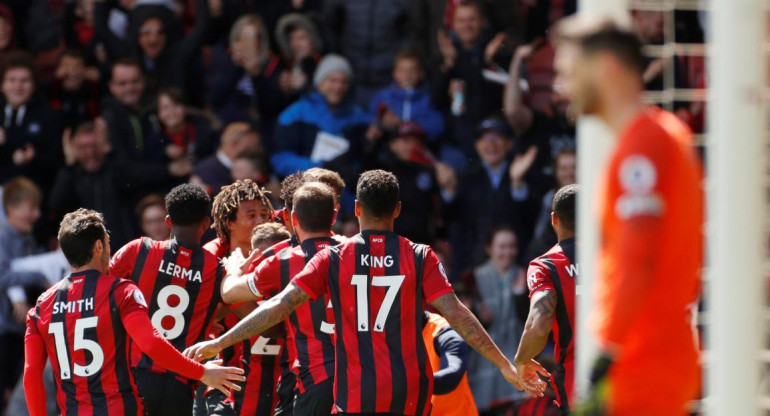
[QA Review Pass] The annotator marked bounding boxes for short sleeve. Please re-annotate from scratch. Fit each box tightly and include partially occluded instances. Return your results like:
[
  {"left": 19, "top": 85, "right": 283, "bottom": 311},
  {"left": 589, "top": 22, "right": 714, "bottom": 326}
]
[
  {"left": 253, "top": 255, "right": 283, "bottom": 297},
  {"left": 422, "top": 247, "right": 453, "bottom": 303},
  {"left": 110, "top": 239, "right": 142, "bottom": 279},
  {"left": 25, "top": 306, "right": 41, "bottom": 337},
  {"left": 526, "top": 261, "right": 554, "bottom": 296},
  {"left": 113, "top": 280, "right": 150, "bottom": 320},
  {"left": 291, "top": 249, "right": 331, "bottom": 301}
]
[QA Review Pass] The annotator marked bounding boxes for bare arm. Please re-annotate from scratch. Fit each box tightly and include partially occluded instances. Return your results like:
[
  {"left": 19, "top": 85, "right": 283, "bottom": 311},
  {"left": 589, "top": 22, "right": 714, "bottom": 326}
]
[
  {"left": 185, "top": 283, "right": 309, "bottom": 361},
  {"left": 514, "top": 290, "right": 556, "bottom": 365},
  {"left": 503, "top": 45, "right": 535, "bottom": 135},
  {"left": 221, "top": 272, "right": 261, "bottom": 304}
]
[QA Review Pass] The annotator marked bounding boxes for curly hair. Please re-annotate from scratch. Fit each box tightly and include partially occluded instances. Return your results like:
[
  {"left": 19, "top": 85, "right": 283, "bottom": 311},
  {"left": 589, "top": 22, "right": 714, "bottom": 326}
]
[
  {"left": 356, "top": 169, "right": 399, "bottom": 219},
  {"left": 211, "top": 179, "right": 274, "bottom": 242},
  {"left": 279, "top": 171, "right": 306, "bottom": 210},
  {"left": 552, "top": 184, "right": 579, "bottom": 232},
  {"left": 166, "top": 184, "right": 210, "bottom": 226},
  {"left": 58, "top": 208, "right": 106, "bottom": 267}
]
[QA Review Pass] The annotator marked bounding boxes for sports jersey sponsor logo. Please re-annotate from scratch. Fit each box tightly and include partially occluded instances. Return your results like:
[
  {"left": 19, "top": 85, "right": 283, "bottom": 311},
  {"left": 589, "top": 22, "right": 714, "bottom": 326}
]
[
  {"left": 133, "top": 289, "right": 148, "bottom": 307},
  {"left": 619, "top": 155, "right": 657, "bottom": 194},
  {"left": 617, "top": 155, "right": 664, "bottom": 218},
  {"left": 360, "top": 254, "right": 394, "bottom": 268},
  {"left": 53, "top": 297, "right": 94, "bottom": 314},
  {"left": 158, "top": 259, "right": 203, "bottom": 282},
  {"left": 527, "top": 272, "right": 542, "bottom": 291}
]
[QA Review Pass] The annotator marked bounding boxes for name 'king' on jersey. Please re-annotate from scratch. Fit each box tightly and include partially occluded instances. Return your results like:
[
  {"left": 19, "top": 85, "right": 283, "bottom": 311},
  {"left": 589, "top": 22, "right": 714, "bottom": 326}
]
[
  {"left": 110, "top": 237, "right": 223, "bottom": 380},
  {"left": 292, "top": 230, "right": 454, "bottom": 415}
]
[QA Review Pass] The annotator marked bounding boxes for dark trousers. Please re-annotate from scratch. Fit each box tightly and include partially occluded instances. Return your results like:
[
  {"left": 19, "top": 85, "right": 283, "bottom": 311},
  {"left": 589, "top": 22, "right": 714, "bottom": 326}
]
[
  {"left": 0, "top": 332, "right": 23, "bottom": 412},
  {"left": 134, "top": 368, "right": 194, "bottom": 416},
  {"left": 293, "top": 378, "right": 334, "bottom": 416}
]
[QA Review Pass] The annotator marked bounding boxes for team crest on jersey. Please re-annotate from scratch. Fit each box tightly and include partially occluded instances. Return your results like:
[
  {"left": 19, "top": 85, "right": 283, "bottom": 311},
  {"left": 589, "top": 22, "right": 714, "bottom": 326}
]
[
  {"left": 619, "top": 155, "right": 657, "bottom": 194},
  {"left": 133, "top": 289, "right": 148, "bottom": 307}
]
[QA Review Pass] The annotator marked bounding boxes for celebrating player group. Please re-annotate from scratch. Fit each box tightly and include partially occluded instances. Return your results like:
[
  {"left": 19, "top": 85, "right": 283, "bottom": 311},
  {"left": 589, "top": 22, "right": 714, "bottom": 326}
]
[{"left": 21, "top": 14, "right": 702, "bottom": 416}]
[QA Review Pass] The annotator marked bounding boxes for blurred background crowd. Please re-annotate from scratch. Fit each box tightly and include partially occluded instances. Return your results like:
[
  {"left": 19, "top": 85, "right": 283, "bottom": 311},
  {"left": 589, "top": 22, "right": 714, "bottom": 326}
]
[{"left": 0, "top": 0, "right": 705, "bottom": 414}]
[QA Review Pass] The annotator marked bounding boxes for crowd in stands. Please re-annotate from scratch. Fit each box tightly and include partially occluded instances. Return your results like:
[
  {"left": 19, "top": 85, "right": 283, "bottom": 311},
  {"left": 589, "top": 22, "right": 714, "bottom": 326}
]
[{"left": 0, "top": 0, "right": 706, "bottom": 414}]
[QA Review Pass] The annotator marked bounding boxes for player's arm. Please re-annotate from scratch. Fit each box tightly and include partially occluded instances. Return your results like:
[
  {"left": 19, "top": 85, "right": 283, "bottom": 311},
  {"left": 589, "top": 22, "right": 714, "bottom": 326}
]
[
  {"left": 221, "top": 271, "right": 263, "bottom": 304},
  {"left": 184, "top": 282, "right": 309, "bottom": 361},
  {"left": 432, "top": 327, "right": 470, "bottom": 395},
  {"left": 514, "top": 289, "right": 556, "bottom": 395},
  {"left": 431, "top": 292, "right": 539, "bottom": 393},
  {"left": 23, "top": 309, "right": 47, "bottom": 416}
]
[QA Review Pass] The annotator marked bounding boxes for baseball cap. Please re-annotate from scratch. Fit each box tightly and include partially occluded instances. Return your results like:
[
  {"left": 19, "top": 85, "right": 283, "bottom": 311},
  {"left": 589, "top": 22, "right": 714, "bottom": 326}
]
[{"left": 476, "top": 117, "right": 512, "bottom": 139}]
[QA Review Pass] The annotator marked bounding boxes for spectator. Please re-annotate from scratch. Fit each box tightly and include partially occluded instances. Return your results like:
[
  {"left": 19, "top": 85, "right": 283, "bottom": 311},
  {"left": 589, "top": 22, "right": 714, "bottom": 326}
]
[
  {"left": 0, "top": 51, "right": 63, "bottom": 192},
  {"left": 432, "top": 0, "right": 506, "bottom": 160},
  {"left": 369, "top": 122, "right": 440, "bottom": 244},
  {"left": 135, "top": 193, "right": 170, "bottom": 241},
  {"left": 49, "top": 49, "right": 101, "bottom": 131},
  {"left": 323, "top": 0, "right": 418, "bottom": 105},
  {"left": 504, "top": 42, "right": 576, "bottom": 199},
  {"left": 101, "top": 58, "right": 189, "bottom": 198},
  {"left": 463, "top": 227, "right": 527, "bottom": 413},
  {"left": 438, "top": 117, "right": 530, "bottom": 277},
  {"left": 274, "top": 13, "right": 323, "bottom": 99},
  {"left": 0, "top": 177, "right": 48, "bottom": 411},
  {"left": 369, "top": 48, "right": 445, "bottom": 143},
  {"left": 207, "top": 14, "right": 288, "bottom": 144},
  {"left": 192, "top": 121, "right": 260, "bottom": 196},
  {"left": 49, "top": 122, "right": 138, "bottom": 250},
  {"left": 231, "top": 154, "right": 269, "bottom": 185},
  {"left": 93, "top": 0, "right": 210, "bottom": 102},
  {"left": 521, "top": 148, "right": 576, "bottom": 262},
  {"left": 0, "top": 5, "right": 16, "bottom": 53},
  {"left": 154, "top": 86, "right": 216, "bottom": 162},
  {"left": 271, "top": 54, "right": 371, "bottom": 183}
]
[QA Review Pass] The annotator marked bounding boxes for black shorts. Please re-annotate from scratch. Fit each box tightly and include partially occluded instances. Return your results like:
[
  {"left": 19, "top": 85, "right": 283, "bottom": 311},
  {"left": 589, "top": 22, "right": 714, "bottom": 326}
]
[
  {"left": 274, "top": 371, "right": 297, "bottom": 416},
  {"left": 133, "top": 368, "right": 194, "bottom": 416},
  {"left": 200, "top": 389, "right": 237, "bottom": 416},
  {"left": 293, "top": 378, "right": 334, "bottom": 416}
]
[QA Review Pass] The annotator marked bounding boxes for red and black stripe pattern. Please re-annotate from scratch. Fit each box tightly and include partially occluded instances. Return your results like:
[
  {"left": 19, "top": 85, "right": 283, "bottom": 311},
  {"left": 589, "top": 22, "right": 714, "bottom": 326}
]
[
  {"left": 293, "top": 230, "right": 453, "bottom": 415},
  {"left": 110, "top": 237, "right": 223, "bottom": 382},
  {"left": 29, "top": 270, "right": 145, "bottom": 415}
]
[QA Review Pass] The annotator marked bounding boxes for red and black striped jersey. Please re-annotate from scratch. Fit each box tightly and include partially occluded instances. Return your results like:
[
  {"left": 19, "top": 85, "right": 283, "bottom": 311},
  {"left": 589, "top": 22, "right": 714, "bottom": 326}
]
[
  {"left": 204, "top": 237, "right": 284, "bottom": 416},
  {"left": 250, "top": 237, "right": 337, "bottom": 394},
  {"left": 110, "top": 237, "right": 223, "bottom": 381},
  {"left": 526, "top": 238, "right": 577, "bottom": 411},
  {"left": 292, "top": 230, "right": 454, "bottom": 415},
  {"left": 26, "top": 270, "right": 148, "bottom": 415}
]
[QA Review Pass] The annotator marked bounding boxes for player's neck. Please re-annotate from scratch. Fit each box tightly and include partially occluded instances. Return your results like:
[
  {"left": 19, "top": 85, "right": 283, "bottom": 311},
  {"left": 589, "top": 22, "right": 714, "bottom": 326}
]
[
  {"left": 598, "top": 88, "right": 644, "bottom": 135},
  {"left": 71, "top": 260, "right": 106, "bottom": 275},
  {"left": 297, "top": 228, "right": 332, "bottom": 243},
  {"left": 171, "top": 227, "right": 203, "bottom": 246},
  {"left": 231, "top": 239, "right": 251, "bottom": 255},
  {"left": 358, "top": 218, "right": 394, "bottom": 233}
]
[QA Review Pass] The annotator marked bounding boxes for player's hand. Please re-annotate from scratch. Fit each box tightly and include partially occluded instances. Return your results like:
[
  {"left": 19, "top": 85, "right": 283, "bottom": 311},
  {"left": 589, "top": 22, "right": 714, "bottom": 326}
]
[
  {"left": 199, "top": 359, "right": 246, "bottom": 397},
  {"left": 184, "top": 339, "right": 223, "bottom": 362},
  {"left": 499, "top": 361, "right": 523, "bottom": 390},
  {"left": 514, "top": 358, "right": 550, "bottom": 397}
]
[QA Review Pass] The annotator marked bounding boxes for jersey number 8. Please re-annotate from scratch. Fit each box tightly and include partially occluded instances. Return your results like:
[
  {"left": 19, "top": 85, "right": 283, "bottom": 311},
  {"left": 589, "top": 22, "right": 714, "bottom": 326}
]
[{"left": 152, "top": 285, "right": 190, "bottom": 340}]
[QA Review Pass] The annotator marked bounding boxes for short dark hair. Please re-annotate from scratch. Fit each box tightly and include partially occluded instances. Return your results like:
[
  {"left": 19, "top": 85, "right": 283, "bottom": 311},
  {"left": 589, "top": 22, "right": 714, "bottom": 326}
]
[
  {"left": 58, "top": 208, "right": 107, "bottom": 267},
  {"left": 251, "top": 222, "right": 291, "bottom": 251},
  {"left": 110, "top": 57, "right": 143, "bottom": 81},
  {"left": 2, "top": 176, "right": 41, "bottom": 213},
  {"left": 484, "top": 225, "right": 516, "bottom": 248},
  {"left": 394, "top": 48, "right": 424, "bottom": 70},
  {"left": 1, "top": 50, "right": 37, "bottom": 87},
  {"left": 165, "top": 184, "right": 211, "bottom": 226},
  {"left": 280, "top": 171, "right": 306, "bottom": 210},
  {"left": 454, "top": 0, "right": 485, "bottom": 18},
  {"left": 211, "top": 179, "right": 274, "bottom": 242},
  {"left": 303, "top": 168, "right": 345, "bottom": 201},
  {"left": 135, "top": 194, "right": 166, "bottom": 218},
  {"left": 552, "top": 184, "right": 579, "bottom": 231},
  {"left": 293, "top": 182, "right": 335, "bottom": 233},
  {"left": 356, "top": 170, "right": 399, "bottom": 219},
  {"left": 158, "top": 86, "right": 185, "bottom": 105},
  {"left": 556, "top": 17, "right": 645, "bottom": 76}
]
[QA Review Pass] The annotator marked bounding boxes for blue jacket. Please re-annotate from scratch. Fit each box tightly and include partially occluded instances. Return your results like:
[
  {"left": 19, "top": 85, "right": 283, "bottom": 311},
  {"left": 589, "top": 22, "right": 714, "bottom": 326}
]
[
  {"left": 272, "top": 92, "right": 372, "bottom": 176},
  {"left": 369, "top": 83, "right": 445, "bottom": 142}
]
